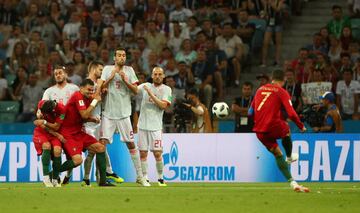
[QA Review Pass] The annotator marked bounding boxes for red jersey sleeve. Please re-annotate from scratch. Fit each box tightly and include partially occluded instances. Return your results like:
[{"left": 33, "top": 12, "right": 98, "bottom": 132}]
[
  {"left": 74, "top": 92, "right": 87, "bottom": 111},
  {"left": 279, "top": 88, "right": 304, "bottom": 130}
]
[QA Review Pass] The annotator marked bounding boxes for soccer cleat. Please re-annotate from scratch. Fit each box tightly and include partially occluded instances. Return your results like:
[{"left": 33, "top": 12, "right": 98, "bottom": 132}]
[
  {"left": 43, "top": 176, "right": 53, "bottom": 187},
  {"left": 52, "top": 179, "right": 61, "bottom": 187},
  {"left": 286, "top": 153, "right": 299, "bottom": 164},
  {"left": 106, "top": 172, "right": 124, "bottom": 183},
  {"left": 290, "top": 181, "right": 310, "bottom": 193},
  {"left": 136, "top": 177, "right": 151, "bottom": 187},
  {"left": 158, "top": 179, "right": 167, "bottom": 187},
  {"left": 62, "top": 175, "right": 71, "bottom": 185},
  {"left": 81, "top": 179, "right": 91, "bottom": 187},
  {"left": 99, "top": 181, "right": 116, "bottom": 187}
]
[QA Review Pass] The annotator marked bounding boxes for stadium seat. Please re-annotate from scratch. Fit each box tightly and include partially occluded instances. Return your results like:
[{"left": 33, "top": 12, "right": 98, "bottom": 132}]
[
  {"left": 351, "top": 18, "right": 360, "bottom": 40},
  {"left": 0, "top": 101, "right": 20, "bottom": 113},
  {"left": 0, "top": 112, "right": 18, "bottom": 123}
]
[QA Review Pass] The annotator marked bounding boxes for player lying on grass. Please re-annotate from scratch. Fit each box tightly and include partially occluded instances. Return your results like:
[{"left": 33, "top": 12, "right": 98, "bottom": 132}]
[
  {"left": 57, "top": 79, "right": 115, "bottom": 187},
  {"left": 137, "top": 67, "right": 172, "bottom": 186},
  {"left": 33, "top": 100, "right": 66, "bottom": 187},
  {"left": 249, "top": 69, "right": 309, "bottom": 193}
]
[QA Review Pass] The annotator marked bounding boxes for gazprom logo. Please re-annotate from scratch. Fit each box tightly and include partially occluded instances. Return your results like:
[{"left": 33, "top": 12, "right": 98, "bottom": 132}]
[{"left": 163, "top": 142, "right": 235, "bottom": 181}]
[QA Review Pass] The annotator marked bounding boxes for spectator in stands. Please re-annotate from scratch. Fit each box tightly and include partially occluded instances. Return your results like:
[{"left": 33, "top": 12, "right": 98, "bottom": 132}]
[
  {"left": 309, "top": 68, "right": 324, "bottom": 83},
  {"left": 353, "top": 58, "right": 360, "bottom": 81},
  {"left": 65, "top": 62, "right": 82, "bottom": 86},
  {"left": 16, "top": 73, "right": 43, "bottom": 122},
  {"left": 62, "top": 11, "right": 82, "bottom": 42},
  {"left": 305, "top": 33, "right": 328, "bottom": 55},
  {"left": 0, "top": 61, "right": 7, "bottom": 100},
  {"left": 340, "top": 26, "right": 354, "bottom": 52},
  {"left": 328, "top": 35, "right": 343, "bottom": 64},
  {"left": 32, "top": 11, "right": 61, "bottom": 52},
  {"left": 145, "top": 20, "right": 167, "bottom": 55},
  {"left": 85, "top": 39, "right": 100, "bottom": 62},
  {"left": 261, "top": 0, "right": 285, "bottom": 67},
  {"left": 57, "top": 39, "right": 74, "bottom": 64},
  {"left": 122, "top": 0, "right": 144, "bottom": 26},
  {"left": 156, "top": 11, "right": 170, "bottom": 36},
  {"left": 317, "top": 54, "right": 339, "bottom": 90},
  {"left": 319, "top": 27, "right": 330, "bottom": 50},
  {"left": 175, "top": 39, "right": 197, "bottom": 65},
  {"left": 348, "top": 0, "right": 360, "bottom": 18},
  {"left": 164, "top": 59, "right": 179, "bottom": 77},
  {"left": 284, "top": 68, "right": 302, "bottom": 113},
  {"left": 168, "top": 21, "right": 189, "bottom": 54},
  {"left": 256, "top": 73, "right": 270, "bottom": 87},
  {"left": 205, "top": 37, "right": 226, "bottom": 99},
  {"left": 248, "top": 0, "right": 266, "bottom": 18},
  {"left": 313, "top": 92, "right": 343, "bottom": 133},
  {"left": 349, "top": 42, "right": 360, "bottom": 63},
  {"left": 232, "top": 81, "right": 254, "bottom": 133},
  {"left": 201, "top": 19, "right": 216, "bottom": 38},
  {"left": 4, "top": 25, "right": 24, "bottom": 61},
  {"left": 9, "top": 66, "right": 27, "bottom": 101},
  {"left": 86, "top": 10, "right": 106, "bottom": 44},
  {"left": 73, "top": 51, "right": 87, "bottom": 77},
  {"left": 338, "top": 53, "right": 353, "bottom": 74},
  {"left": 216, "top": 23, "right": 243, "bottom": 87},
  {"left": 10, "top": 41, "right": 30, "bottom": 72},
  {"left": 185, "top": 16, "right": 202, "bottom": 41},
  {"left": 191, "top": 49, "right": 214, "bottom": 109},
  {"left": 336, "top": 69, "right": 360, "bottom": 120},
  {"left": 36, "top": 63, "right": 51, "bottom": 90},
  {"left": 144, "top": 0, "right": 165, "bottom": 21},
  {"left": 194, "top": 30, "right": 208, "bottom": 50},
  {"left": 170, "top": 0, "right": 193, "bottom": 23},
  {"left": 0, "top": 0, "right": 18, "bottom": 26},
  {"left": 235, "top": 10, "right": 255, "bottom": 51},
  {"left": 158, "top": 47, "right": 174, "bottom": 69},
  {"left": 23, "top": 2, "right": 39, "bottom": 34},
  {"left": 327, "top": 5, "right": 351, "bottom": 39},
  {"left": 112, "top": 12, "right": 133, "bottom": 41},
  {"left": 183, "top": 88, "right": 212, "bottom": 133},
  {"left": 142, "top": 51, "right": 159, "bottom": 76},
  {"left": 73, "top": 25, "right": 90, "bottom": 53},
  {"left": 174, "top": 61, "right": 194, "bottom": 91},
  {"left": 49, "top": 0, "right": 66, "bottom": 33}
]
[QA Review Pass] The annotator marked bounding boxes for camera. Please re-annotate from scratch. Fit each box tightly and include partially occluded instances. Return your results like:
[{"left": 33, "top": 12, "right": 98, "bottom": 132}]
[
  {"left": 173, "top": 98, "right": 193, "bottom": 133},
  {"left": 301, "top": 105, "right": 327, "bottom": 128}
]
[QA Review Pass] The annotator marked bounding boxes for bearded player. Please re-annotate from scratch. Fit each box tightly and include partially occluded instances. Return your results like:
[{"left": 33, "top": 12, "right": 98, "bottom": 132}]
[
  {"left": 138, "top": 67, "right": 172, "bottom": 186},
  {"left": 58, "top": 79, "right": 114, "bottom": 187},
  {"left": 249, "top": 69, "right": 309, "bottom": 192}
]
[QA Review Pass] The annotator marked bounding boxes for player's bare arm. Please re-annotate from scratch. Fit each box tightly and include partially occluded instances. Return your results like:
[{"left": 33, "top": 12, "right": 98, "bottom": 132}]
[
  {"left": 120, "top": 70, "right": 138, "bottom": 94},
  {"left": 144, "top": 85, "right": 168, "bottom": 110},
  {"left": 33, "top": 119, "right": 61, "bottom": 131}
]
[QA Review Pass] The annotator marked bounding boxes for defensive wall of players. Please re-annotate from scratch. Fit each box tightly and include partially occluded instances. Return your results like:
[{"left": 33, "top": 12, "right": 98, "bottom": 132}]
[{"left": 0, "top": 133, "right": 359, "bottom": 183}]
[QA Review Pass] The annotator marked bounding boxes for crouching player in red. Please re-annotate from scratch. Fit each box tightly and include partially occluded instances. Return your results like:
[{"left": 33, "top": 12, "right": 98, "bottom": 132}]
[
  {"left": 249, "top": 70, "right": 309, "bottom": 192},
  {"left": 58, "top": 79, "right": 114, "bottom": 186},
  {"left": 33, "top": 100, "right": 66, "bottom": 187}
]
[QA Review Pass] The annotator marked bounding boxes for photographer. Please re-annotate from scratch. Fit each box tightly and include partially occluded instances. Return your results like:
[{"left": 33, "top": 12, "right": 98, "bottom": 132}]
[
  {"left": 183, "top": 88, "right": 212, "bottom": 133},
  {"left": 313, "top": 92, "right": 343, "bottom": 133}
]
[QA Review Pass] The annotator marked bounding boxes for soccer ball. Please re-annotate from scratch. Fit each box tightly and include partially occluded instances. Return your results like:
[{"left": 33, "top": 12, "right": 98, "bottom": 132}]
[{"left": 212, "top": 102, "right": 229, "bottom": 118}]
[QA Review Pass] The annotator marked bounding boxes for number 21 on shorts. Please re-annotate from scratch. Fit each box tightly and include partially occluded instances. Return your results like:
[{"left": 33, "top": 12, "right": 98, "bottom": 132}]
[
  {"left": 154, "top": 140, "right": 162, "bottom": 148},
  {"left": 257, "top": 92, "right": 272, "bottom": 111}
]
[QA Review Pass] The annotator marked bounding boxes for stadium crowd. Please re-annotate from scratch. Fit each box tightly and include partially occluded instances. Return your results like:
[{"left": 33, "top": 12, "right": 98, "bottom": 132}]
[{"left": 0, "top": 0, "right": 358, "bottom": 133}]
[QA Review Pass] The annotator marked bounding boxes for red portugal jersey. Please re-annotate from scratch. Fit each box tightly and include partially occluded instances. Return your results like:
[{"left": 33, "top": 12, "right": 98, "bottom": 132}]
[
  {"left": 252, "top": 83, "right": 304, "bottom": 133},
  {"left": 60, "top": 91, "right": 91, "bottom": 135},
  {"left": 35, "top": 100, "right": 66, "bottom": 134}
]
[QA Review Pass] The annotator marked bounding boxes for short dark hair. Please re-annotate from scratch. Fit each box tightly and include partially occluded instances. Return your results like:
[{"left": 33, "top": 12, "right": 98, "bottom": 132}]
[
  {"left": 272, "top": 69, "right": 285, "bottom": 81},
  {"left": 41, "top": 100, "right": 56, "bottom": 114},
  {"left": 332, "top": 5, "right": 342, "bottom": 11},
  {"left": 80, "top": 78, "right": 95, "bottom": 87},
  {"left": 88, "top": 60, "right": 103, "bottom": 72},
  {"left": 187, "top": 87, "right": 199, "bottom": 97},
  {"left": 343, "top": 68, "right": 353, "bottom": 75},
  {"left": 243, "top": 81, "right": 253, "bottom": 88},
  {"left": 115, "top": 47, "right": 126, "bottom": 53}
]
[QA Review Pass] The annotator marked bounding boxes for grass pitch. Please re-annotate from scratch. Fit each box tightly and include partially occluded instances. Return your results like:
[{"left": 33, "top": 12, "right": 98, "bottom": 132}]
[{"left": 0, "top": 182, "right": 359, "bottom": 213}]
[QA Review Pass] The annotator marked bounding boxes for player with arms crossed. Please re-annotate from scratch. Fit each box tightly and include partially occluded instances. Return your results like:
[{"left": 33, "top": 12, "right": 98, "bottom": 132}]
[
  {"left": 249, "top": 69, "right": 309, "bottom": 192},
  {"left": 82, "top": 61, "right": 124, "bottom": 186},
  {"left": 97, "top": 47, "right": 149, "bottom": 186},
  {"left": 58, "top": 79, "right": 114, "bottom": 186},
  {"left": 42, "top": 65, "right": 79, "bottom": 184},
  {"left": 33, "top": 100, "right": 66, "bottom": 187},
  {"left": 138, "top": 67, "right": 172, "bottom": 186}
]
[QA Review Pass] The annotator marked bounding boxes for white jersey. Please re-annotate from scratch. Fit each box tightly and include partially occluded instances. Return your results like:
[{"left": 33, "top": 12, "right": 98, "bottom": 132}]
[
  {"left": 101, "top": 65, "right": 138, "bottom": 119},
  {"left": 138, "top": 83, "right": 172, "bottom": 131},
  {"left": 84, "top": 79, "right": 101, "bottom": 130},
  {"left": 42, "top": 83, "right": 79, "bottom": 105}
]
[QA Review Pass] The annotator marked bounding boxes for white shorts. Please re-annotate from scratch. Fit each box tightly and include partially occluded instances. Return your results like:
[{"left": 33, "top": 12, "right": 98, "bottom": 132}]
[
  {"left": 138, "top": 129, "right": 163, "bottom": 151},
  {"left": 100, "top": 116, "right": 134, "bottom": 143},
  {"left": 85, "top": 123, "right": 101, "bottom": 140}
]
